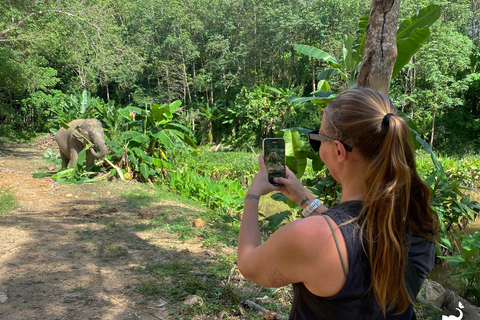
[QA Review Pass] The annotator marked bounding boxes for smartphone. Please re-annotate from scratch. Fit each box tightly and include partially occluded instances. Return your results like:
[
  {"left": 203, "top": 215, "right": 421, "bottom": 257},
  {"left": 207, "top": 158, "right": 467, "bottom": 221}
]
[{"left": 262, "top": 138, "right": 286, "bottom": 185}]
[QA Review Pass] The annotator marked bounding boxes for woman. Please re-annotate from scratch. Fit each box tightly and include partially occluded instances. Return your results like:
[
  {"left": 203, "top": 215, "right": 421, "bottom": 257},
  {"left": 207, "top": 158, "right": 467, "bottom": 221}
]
[{"left": 237, "top": 88, "right": 438, "bottom": 319}]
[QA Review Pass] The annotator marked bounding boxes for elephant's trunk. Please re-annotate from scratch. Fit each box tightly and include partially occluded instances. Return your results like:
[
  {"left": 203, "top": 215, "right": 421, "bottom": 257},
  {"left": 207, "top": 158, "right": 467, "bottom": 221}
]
[{"left": 90, "top": 142, "right": 108, "bottom": 159}]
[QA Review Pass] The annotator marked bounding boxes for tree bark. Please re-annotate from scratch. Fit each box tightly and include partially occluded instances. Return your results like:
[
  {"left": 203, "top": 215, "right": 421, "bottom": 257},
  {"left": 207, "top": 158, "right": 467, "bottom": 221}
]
[
  {"left": 357, "top": 0, "right": 401, "bottom": 95},
  {"left": 430, "top": 107, "right": 436, "bottom": 146},
  {"left": 311, "top": 57, "right": 316, "bottom": 93}
]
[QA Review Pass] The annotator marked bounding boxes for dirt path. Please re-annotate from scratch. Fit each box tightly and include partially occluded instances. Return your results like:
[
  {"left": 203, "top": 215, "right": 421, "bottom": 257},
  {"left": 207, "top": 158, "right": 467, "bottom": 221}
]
[{"left": 0, "top": 137, "right": 207, "bottom": 320}]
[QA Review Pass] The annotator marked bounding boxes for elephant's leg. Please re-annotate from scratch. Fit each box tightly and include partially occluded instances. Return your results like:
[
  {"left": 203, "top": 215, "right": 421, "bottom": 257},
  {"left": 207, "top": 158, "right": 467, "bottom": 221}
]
[
  {"left": 60, "top": 151, "right": 69, "bottom": 169},
  {"left": 85, "top": 149, "right": 95, "bottom": 167},
  {"left": 69, "top": 149, "right": 79, "bottom": 167}
]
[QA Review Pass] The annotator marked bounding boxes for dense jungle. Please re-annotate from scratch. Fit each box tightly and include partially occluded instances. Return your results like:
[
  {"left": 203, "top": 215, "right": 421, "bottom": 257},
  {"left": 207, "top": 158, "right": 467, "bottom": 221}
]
[{"left": 1, "top": 0, "right": 480, "bottom": 319}]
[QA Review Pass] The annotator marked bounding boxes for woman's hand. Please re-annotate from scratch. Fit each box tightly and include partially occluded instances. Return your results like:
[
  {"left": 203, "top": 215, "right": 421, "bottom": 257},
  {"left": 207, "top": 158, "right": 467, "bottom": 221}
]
[
  {"left": 273, "top": 167, "right": 313, "bottom": 208},
  {"left": 247, "top": 154, "right": 279, "bottom": 196},
  {"left": 248, "top": 154, "right": 316, "bottom": 210}
]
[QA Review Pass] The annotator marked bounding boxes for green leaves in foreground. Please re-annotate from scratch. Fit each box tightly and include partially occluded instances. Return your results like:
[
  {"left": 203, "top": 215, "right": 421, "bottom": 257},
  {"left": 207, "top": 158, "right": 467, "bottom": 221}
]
[
  {"left": 440, "top": 232, "right": 480, "bottom": 306},
  {"left": 33, "top": 149, "right": 113, "bottom": 183},
  {"left": 168, "top": 168, "right": 246, "bottom": 215},
  {"left": 278, "top": 127, "right": 323, "bottom": 179},
  {"left": 108, "top": 100, "right": 197, "bottom": 182}
]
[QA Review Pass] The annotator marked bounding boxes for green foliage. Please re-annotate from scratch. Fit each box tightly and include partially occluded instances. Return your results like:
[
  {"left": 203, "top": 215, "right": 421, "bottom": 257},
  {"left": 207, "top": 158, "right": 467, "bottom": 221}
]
[
  {"left": 278, "top": 128, "right": 323, "bottom": 179},
  {"left": 229, "top": 85, "right": 304, "bottom": 148},
  {"left": 184, "top": 150, "right": 258, "bottom": 187},
  {"left": 34, "top": 148, "right": 111, "bottom": 183},
  {"left": 431, "top": 72, "right": 480, "bottom": 155},
  {"left": 414, "top": 132, "right": 479, "bottom": 236},
  {"left": 0, "top": 188, "right": 17, "bottom": 214},
  {"left": 92, "top": 100, "right": 123, "bottom": 140},
  {"left": 49, "top": 90, "right": 103, "bottom": 128},
  {"left": 393, "top": 4, "right": 441, "bottom": 77},
  {"left": 0, "top": 0, "right": 477, "bottom": 156},
  {"left": 392, "top": 20, "right": 474, "bottom": 150},
  {"left": 107, "top": 100, "right": 197, "bottom": 182},
  {"left": 0, "top": 47, "right": 63, "bottom": 132},
  {"left": 440, "top": 232, "right": 480, "bottom": 306},
  {"left": 413, "top": 132, "right": 480, "bottom": 304},
  {"left": 168, "top": 168, "right": 246, "bottom": 215},
  {"left": 291, "top": 4, "right": 440, "bottom": 111},
  {"left": 436, "top": 156, "right": 480, "bottom": 188},
  {"left": 293, "top": 32, "right": 361, "bottom": 95}
]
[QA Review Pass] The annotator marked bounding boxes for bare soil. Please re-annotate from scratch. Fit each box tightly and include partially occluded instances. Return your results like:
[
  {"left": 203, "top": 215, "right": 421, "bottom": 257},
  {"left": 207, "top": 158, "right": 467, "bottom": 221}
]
[{"left": 0, "top": 136, "right": 220, "bottom": 320}]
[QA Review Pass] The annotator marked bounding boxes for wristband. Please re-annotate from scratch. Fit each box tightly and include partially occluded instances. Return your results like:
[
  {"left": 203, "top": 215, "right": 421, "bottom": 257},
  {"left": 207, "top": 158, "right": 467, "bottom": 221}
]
[{"left": 302, "top": 199, "right": 321, "bottom": 217}]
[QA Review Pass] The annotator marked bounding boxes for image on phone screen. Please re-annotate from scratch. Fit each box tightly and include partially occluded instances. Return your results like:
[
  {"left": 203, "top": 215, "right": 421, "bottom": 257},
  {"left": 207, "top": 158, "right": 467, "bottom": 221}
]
[{"left": 263, "top": 138, "right": 286, "bottom": 185}]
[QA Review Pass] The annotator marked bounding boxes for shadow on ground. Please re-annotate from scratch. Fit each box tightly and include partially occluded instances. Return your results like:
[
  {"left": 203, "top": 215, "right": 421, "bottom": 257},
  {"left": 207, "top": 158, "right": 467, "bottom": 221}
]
[{"left": 0, "top": 143, "right": 220, "bottom": 320}]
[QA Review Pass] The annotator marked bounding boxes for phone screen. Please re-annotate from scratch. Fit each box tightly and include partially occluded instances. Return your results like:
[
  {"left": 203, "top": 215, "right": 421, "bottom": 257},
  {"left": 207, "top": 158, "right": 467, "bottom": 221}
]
[{"left": 263, "top": 138, "right": 286, "bottom": 185}]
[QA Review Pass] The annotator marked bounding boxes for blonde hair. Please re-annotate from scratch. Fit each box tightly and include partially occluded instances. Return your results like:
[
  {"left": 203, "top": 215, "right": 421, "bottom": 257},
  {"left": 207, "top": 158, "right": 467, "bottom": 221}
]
[{"left": 324, "top": 88, "right": 438, "bottom": 314}]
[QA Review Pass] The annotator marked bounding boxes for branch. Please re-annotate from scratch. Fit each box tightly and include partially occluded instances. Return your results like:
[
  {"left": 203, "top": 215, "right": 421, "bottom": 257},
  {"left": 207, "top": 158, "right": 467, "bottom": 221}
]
[
  {"left": 0, "top": 39, "right": 31, "bottom": 42},
  {"left": 0, "top": 9, "right": 103, "bottom": 44},
  {"left": 104, "top": 158, "right": 126, "bottom": 181},
  {"left": 244, "top": 300, "right": 286, "bottom": 320}
]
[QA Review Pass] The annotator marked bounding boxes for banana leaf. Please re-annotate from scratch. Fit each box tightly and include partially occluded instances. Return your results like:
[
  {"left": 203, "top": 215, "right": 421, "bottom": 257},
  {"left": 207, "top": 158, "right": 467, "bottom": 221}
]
[
  {"left": 342, "top": 34, "right": 355, "bottom": 71},
  {"left": 393, "top": 26, "right": 431, "bottom": 78},
  {"left": 151, "top": 103, "right": 173, "bottom": 122},
  {"left": 282, "top": 129, "right": 307, "bottom": 178},
  {"left": 317, "top": 69, "right": 345, "bottom": 81},
  {"left": 354, "top": 13, "right": 369, "bottom": 58},
  {"left": 294, "top": 44, "right": 343, "bottom": 69},
  {"left": 397, "top": 4, "right": 441, "bottom": 40}
]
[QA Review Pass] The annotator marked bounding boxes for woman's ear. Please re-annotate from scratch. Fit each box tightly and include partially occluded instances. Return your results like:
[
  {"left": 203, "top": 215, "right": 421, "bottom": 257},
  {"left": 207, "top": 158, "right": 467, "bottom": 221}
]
[{"left": 333, "top": 140, "right": 347, "bottom": 163}]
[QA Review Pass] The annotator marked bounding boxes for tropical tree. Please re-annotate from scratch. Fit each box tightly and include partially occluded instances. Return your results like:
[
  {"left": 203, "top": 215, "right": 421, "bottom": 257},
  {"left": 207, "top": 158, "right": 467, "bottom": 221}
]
[
  {"left": 407, "top": 23, "right": 473, "bottom": 147},
  {"left": 290, "top": 4, "right": 441, "bottom": 116}
]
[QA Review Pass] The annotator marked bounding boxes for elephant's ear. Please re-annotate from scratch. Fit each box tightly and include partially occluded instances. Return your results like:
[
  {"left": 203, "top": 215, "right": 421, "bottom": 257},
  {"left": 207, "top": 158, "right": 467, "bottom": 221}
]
[{"left": 72, "top": 126, "right": 87, "bottom": 144}]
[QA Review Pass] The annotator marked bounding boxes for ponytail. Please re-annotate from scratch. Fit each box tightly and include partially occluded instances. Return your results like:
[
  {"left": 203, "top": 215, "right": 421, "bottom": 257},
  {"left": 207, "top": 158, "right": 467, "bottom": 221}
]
[{"left": 324, "top": 88, "right": 438, "bottom": 314}]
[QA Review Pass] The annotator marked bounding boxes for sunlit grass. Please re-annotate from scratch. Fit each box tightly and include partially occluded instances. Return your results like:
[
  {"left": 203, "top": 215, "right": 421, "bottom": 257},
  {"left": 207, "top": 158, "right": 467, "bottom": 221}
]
[{"left": 0, "top": 188, "right": 17, "bottom": 214}]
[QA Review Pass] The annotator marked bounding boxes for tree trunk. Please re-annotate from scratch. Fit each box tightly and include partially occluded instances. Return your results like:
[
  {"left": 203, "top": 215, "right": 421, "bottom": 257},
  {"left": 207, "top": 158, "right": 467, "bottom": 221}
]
[
  {"left": 208, "top": 121, "right": 213, "bottom": 145},
  {"left": 210, "top": 68, "right": 214, "bottom": 105},
  {"left": 311, "top": 57, "right": 316, "bottom": 93},
  {"left": 430, "top": 107, "right": 436, "bottom": 146},
  {"left": 165, "top": 67, "right": 172, "bottom": 102},
  {"left": 180, "top": 47, "right": 191, "bottom": 103},
  {"left": 357, "top": 0, "right": 401, "bottom": 95},
  {"left": 291, "top": 47, "right": 300, "bottom": 86}
]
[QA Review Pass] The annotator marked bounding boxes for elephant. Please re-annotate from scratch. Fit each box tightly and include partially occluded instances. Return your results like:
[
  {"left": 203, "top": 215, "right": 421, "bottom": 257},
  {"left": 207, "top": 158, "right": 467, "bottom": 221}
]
[{"left": 55, "top": 119, "right": 108, "bottom": 168}]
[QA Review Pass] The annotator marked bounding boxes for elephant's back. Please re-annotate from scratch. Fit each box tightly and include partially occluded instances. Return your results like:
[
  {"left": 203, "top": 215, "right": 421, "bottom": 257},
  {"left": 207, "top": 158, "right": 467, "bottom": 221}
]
[{"left": 68, "top": 119, "right": 85, "bottom": 128}]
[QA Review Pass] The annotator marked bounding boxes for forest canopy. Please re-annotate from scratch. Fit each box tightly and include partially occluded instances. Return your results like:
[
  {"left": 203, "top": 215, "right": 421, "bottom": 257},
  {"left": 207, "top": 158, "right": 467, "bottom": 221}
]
[{"left": 1, "top": 0, "right": 480, "bottom": 154}]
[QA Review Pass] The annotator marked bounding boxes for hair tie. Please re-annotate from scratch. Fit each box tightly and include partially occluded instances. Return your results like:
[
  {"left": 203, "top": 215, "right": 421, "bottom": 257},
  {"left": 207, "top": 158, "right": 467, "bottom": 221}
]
[{"left": 382, "top": 113, "right": 395, "bottom": 128}]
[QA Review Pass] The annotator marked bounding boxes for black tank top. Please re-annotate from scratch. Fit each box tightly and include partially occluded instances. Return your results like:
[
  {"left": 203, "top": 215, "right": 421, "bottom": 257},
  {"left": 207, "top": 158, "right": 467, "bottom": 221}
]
[{"left": 289, "top": 201, "right": 435, "bottom": 320}]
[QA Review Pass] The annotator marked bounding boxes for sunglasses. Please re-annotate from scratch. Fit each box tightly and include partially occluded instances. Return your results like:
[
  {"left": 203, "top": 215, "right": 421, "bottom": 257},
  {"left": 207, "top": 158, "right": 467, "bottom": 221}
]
[{"left": 308, "top": 129, "right": 353, "bottom": 152}]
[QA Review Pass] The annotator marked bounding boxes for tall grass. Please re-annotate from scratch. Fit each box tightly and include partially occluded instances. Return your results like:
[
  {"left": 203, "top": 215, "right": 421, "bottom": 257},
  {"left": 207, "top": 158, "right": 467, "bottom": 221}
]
[
  {"left": 415, "top": 151, "right": 480, "bottom": 189},
  {"left": 184, "top": 150, "right": 259, "bottom": 187}
]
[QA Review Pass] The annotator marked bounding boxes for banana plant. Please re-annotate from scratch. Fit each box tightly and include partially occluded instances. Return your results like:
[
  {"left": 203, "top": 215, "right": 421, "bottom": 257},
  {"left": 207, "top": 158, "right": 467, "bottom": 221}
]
[
  {"left": 108, "top": 100, "right": 197, "bottom": 181},
  {"left": 289, "top": 33, "right": 361, "bottom": 108},
  {"left": 50, "top": 89, "right": 102, "bottom": 126}
]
